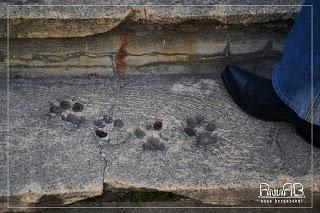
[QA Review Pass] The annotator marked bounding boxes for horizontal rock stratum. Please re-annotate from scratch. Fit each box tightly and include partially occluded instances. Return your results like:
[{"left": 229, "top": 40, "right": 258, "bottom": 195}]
[{"left": 0, "top": 0, "right": 302, "bottom": 38}]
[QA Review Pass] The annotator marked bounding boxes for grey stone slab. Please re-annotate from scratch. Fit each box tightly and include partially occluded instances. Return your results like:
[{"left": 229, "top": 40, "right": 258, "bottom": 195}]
[
  {"left": 1, "top": 70, "right": 319, "bottom": 207},
  {"left": 2, "top": 79, "right": 105, "bottom": 208},
  {"left": 98, "top": 74, "right": 320, "bottom": 205},
  {"left": 0, "top": 0, "right": 302, "bottom": 38}
]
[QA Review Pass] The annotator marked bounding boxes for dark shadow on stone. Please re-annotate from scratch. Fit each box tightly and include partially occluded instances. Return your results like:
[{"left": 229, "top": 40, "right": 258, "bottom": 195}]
[
  {"left": 35, "top": 195, "right": 63, "bottom": 207},
  {"left": 65, "top": 183, "right": 190, "bottom": 207}
]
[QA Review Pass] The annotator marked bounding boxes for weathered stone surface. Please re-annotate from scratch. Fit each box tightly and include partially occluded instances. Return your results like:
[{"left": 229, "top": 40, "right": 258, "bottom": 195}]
[
  {"left": 2, "top": 22, "right": 289, "bottom": 78},
  {"left": 6, "top": 37, "right": 114, "bottom": 77},
  {"left": 1, "top": 82, "right": 105, "bottom": 208},
  {"left": 9, "top": 66, "right": 114, "bottom": 78},
  {"left": 1, "top": 64, "right": 319, "bottom": 208},
  {"left": 9, "top": 54, "right": 113, "bottom": 67},
  {"left": 0, "top": 0, "right": 302, "bottom": 38},
  {"left": 0, "top": 1, "right": 293, "bottom": 78},
  {"left": 86, "top": 25, "right": 227, "bottom": 56},
  {"left": 98, "top": 74, "right": 320, "bottom": 206},
  {"left": 273, "top": 34, "right": 287, "bottom": 52},
  {"left": 229, "top": 34, "right": 271, "bottom": 55}
]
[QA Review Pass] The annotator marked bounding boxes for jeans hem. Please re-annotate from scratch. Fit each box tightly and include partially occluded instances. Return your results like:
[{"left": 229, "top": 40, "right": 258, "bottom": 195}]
[{"left": 272, "top": 69, "right": 308, "bottom": 120}]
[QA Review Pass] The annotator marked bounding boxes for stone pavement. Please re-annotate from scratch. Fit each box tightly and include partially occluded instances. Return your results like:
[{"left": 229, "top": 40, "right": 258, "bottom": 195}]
[{"left": 0, "top": 67, "right": 319, "bottom": 209}]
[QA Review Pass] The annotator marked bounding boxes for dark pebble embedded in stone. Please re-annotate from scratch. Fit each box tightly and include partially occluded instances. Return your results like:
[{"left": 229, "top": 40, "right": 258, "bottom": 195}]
[
  {"left": 50, "top": 105, "right": 63, "bottom": 114},
  {"left": 186, "top": 117, "right": 196, "bottom": 127},
  {"left": 95, "top": 130, "right": 108, "bottom": 138},
  {"left": 60, "top": 100, "right": 72, "bottom": 109},
  {"left": 195, "top": 115, "right": 206, "bottom": 125},
  {"left": 72, "top": 102, "right": 84, "bottom": 112},
  {"left": 142, "top": 137, "right": 165, "bottom": 151},
  {"left": 94, "top": 119, "right": 106, "bottom": 128},
  {"left": 153, "top": 120, "right": 163, "bottom": 130},
  {"left": 205, "top": 121, "right": 216, "bottom": 132},
  {"left": 196, "top": 132, "right": 217, "bottom": 146},
  {"left": 187, "top": 116, "right": 206, "bottom": 127},
  {"left": 184, "top": 127, "right": 196, "bottom": 136},
  {"left": 134, "top": 128, "right": 145, "bottom": 138},
  {"left": 103, "top": 115, "right": 113, "bottom": 124},
  {"left": 62, "top": 114, "right": 86, "bottom": 125},
  {"left": 114, "top": 118, "right": 124, "bottom": 128}
]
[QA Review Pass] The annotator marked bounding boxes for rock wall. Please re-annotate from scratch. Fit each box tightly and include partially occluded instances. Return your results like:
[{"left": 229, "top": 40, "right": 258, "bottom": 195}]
[
  {"left": 0, "top": 0, "right": 302, "bottom": 77},
  {"left": 0, "top": 21, "right": 291, "bottom": 78}
]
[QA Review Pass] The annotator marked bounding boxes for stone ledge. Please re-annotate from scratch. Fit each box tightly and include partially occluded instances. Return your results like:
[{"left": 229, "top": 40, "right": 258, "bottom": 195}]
[
  {"left": 0, "top": 0, "right": 302, "bottom": 38},
  {"left": 1, "top": 71, "right": 319, "bottom": 209}
]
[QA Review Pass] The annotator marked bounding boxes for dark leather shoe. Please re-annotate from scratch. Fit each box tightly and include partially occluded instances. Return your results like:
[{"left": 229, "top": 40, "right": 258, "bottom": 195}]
[{"left": 221, "top": 65, "right": 319, "bottom": 147}]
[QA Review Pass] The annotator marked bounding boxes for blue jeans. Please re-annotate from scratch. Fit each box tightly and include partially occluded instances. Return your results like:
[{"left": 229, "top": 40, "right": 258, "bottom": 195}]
[{"left": 272, "top": 0, "right": 320, "bottom": 125}]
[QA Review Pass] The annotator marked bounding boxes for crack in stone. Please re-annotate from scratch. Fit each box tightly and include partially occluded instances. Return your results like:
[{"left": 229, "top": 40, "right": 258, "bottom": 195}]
[{"left": 96, "top": 75, "right": 131, "bottom": 189}]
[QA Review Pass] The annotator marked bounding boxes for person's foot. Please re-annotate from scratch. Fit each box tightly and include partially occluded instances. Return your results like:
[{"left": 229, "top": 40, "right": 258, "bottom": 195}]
[{"left": 221, "top": 65, "right": 319, "bottom": 147}]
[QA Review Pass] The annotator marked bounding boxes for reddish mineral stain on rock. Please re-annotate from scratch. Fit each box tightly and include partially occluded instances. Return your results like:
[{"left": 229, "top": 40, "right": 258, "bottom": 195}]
[{"left": 115, "top": 36, "right": 128, "bottom": 75}]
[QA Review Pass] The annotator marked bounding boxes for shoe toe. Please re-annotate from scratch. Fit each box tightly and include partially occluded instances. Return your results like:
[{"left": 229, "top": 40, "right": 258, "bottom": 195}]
[
  {"left": 223, "top": 65, "right": 264, "bottom": 90},
  {"left": 222, "top": 65, "right": 261, "bottom": 103},
  {"left": 221, "top": 65, "right": 280, "bottom": 120}
]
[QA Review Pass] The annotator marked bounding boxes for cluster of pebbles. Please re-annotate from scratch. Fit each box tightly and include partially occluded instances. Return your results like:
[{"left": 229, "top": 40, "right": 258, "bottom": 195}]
[
  {"left": 184, "top": 116, "right": 218, "bottom": 146},
  {"left": 94, "top": 116, "right": 169, "bottom": 151},
  {"left": 94, "top": 114, "right": 218, "bottom": 151},
  {"left": 138, "top": 119, "right": 167, "bottom": 151},
  {"left": 94, "top": 115, "right": 124, "bottom": 139},
  {"left": 48, "top": 100, "right": 86, "bottom": 126},
  {"left": 48, "top": 99, "right": 218, "bottom": 149}
]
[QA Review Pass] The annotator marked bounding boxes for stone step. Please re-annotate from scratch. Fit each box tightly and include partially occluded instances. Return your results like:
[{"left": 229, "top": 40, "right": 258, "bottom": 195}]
[
  {"left": 0, "top": 1, "right": 302, "bottom": 38},
  {"left": 0, "top": 0, "right": 299, "bottom": 78},
  {"left": 0, "top": 71, "right": 319, "bottom": 209}
]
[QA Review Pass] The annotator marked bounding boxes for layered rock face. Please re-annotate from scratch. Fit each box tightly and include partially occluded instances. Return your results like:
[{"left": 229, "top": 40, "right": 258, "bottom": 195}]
[
  {"left": 1, "top": 22, "right": 290, "bottom": 78},
  {"left": 0, "top": 0, "right": 301, "bottom": 78},
  {"left": 2, "top": 0, "right": 320, "bottom": 210}
]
